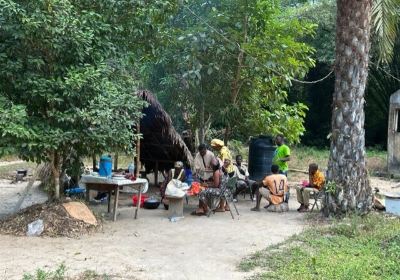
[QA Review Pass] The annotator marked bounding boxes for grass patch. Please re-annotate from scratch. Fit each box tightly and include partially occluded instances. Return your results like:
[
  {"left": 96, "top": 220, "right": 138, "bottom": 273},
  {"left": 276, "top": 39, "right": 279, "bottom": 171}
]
[
  {"left": 240, "top": 213, "right": 400, "bottom": 280},
  {"left": 0, "top": 162, "right": 37, "bottom": 179},
  {"left": 290, "top": 146, "right": 387, "bottom": 175},
  {"left": 22, "top": 264, "right": 112, "bottom": 280},
  {"left": 23, "top": 264, "right": 66, "bottom": 280}
]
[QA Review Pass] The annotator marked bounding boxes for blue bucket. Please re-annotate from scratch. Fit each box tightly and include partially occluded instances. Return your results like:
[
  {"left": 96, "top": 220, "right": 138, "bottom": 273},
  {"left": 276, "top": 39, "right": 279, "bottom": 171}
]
[{"left": 99, "top": 156, "right": 112, "bottom": 177}]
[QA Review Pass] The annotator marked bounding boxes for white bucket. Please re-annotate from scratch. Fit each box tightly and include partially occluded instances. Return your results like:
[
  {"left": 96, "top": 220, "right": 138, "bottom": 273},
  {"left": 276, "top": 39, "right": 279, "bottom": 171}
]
[{"left": 383, "top": 192, "right": 400, "bottom": 216}]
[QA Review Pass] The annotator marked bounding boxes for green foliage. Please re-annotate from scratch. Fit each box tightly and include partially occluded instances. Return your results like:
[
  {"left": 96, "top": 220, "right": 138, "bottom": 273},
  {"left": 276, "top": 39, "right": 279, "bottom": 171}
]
[
  {"left": 372, "top": 0, "right": 400, "bottom": 64},
  {"left": 142, "top": 0, "right": 316, "bottom": 143},
  {"left": 23, "top": 263, "right": 66, "bottom": 280},
  {"left": 324, "top": 181, "right": 337, "bottom": 194},
  {"left": 22, "top": 264, "right": 111, "bottom": 280},
  {"left": 287, "top": 0, "right": 336, "bottom": 64},
  {"left": 242, "top": 101, "right": 308, "bottom": 144},
  {"left": 240, "top": 213, "right": 400, "bottom": 280},
  {"left": 0, "top": 0, "right": 179, "bottom": 180}
]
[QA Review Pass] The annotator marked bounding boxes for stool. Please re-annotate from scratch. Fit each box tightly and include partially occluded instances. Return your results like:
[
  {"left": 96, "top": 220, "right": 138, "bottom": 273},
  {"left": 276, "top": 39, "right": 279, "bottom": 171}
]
[{"left": 166, "top": 196, "right": 184, "bottom": 220}]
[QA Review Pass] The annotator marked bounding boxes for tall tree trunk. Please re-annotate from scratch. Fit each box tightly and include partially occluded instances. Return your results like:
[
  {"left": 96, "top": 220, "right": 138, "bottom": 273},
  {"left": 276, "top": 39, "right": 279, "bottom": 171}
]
[{"left": 326, "top": 0, "right": 373, "bottom": 214}]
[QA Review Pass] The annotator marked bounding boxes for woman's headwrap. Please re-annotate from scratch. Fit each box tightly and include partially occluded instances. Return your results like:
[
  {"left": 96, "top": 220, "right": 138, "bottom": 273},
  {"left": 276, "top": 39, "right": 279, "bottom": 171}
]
[
  {"left": 174, "top": 161, "right": 183, "bottom": 168},
  {"left": 210, "top": 139, "right": 224, "bottom": 148}
]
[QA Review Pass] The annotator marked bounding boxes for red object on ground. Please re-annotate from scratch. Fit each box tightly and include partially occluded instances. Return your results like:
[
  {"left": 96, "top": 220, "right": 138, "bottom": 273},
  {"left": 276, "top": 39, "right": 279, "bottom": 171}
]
[
  {"left": 190, "top": 182, "right": 201, "bottom": 195},
  {"left": 132, "top": 194, "right": 149, "bottom": 207}
]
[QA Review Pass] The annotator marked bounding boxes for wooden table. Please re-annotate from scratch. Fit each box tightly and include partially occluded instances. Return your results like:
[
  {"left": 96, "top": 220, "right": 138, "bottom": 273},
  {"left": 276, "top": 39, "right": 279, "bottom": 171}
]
[{"left": 81, "top": 175, "right": 148, "bottom": 221}]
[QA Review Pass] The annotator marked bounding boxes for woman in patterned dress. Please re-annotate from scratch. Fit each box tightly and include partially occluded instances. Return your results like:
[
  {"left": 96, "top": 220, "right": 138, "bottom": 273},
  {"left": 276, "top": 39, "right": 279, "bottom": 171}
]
[{"left": 192, "top": 157, "right": 228, "bottom": 215}]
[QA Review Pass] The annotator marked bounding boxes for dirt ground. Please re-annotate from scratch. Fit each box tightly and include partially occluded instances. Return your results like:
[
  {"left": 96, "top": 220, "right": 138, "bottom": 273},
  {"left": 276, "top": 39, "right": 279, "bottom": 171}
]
[
  {"left": 0, "top": 189, "right": 305, "bottom": 280},
  {"left": 0, "top": 174, "right": 399, "bottom": 280}
]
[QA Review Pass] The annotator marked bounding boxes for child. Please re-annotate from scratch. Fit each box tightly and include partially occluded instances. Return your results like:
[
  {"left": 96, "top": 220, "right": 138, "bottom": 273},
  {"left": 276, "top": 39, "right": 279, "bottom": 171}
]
[{"left": 295, "top": 163, "right": 325, "bottom": 212}]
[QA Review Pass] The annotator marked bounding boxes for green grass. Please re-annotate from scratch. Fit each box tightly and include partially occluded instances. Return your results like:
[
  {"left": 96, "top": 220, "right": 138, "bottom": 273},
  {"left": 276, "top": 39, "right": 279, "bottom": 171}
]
[
  {"left": 0, "top": 162, "right": 37, "bottom": 179},
  {"left": 290, "top": 146, "right": 387, "bottom": 174},
  {"left": 239, "top": 213, "right": 400, "bottom": 280},
  {"left": 22, "top": 264, "right": 111, "bottom": 280},
  {"left": 23, "top": 264, "right": 66, "bottom": 280}
]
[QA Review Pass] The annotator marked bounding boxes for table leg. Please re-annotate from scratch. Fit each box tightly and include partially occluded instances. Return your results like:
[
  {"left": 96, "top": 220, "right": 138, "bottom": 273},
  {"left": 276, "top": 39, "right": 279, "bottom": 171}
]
[
  {"left": 108, "top": 191, "right": 112, "bottom": 213},
  {"left": 113, "top": 187, "right": 119, "bottom": 222},
  {"left": 86, "top": 187, "right": 90, "bottom": 202},
  {"left": 134, "top": 185, "right": 142, "bottom": 219}
]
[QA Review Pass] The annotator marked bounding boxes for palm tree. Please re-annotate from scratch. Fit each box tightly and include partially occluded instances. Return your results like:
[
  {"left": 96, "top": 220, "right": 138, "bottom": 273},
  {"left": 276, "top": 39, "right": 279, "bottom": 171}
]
[
  {"left": 326, "top": 0, "right": 399, "bottom": 215},
  {"left": 371, "top": 0, "right": 400, "bottom": 64}
]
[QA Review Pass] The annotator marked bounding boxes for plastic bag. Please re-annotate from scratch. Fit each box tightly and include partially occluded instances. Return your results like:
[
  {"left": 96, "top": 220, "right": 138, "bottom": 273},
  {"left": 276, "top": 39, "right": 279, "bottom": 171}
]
[
  {"left": 27, "top": 219, "right": 44, "bottom": 237},
  {"left": 165, "top": 179, "right": 186, "bottom": 198}
]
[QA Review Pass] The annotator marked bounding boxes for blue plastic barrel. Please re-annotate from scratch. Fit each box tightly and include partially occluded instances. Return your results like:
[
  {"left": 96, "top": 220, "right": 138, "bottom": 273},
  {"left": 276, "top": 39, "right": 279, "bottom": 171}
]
[
  {"left": 248, "top": 136, "right": 275, "bottom": 181},
  {"left": 99, "top": 155, "right": 112, "bottom": 177}
]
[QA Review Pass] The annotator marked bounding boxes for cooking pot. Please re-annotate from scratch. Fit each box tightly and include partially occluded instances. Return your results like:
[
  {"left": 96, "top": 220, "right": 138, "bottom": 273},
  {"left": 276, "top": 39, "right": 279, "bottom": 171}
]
[
  {"left": 143, "top": 197, "right": 160, "bottom": 209},
  {"left": 16, "top": 169, "right": 28, "bottom": 177}
]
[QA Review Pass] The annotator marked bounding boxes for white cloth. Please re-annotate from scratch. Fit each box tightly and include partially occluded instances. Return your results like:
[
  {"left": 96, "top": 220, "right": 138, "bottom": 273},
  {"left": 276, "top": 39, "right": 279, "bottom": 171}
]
[
  {"left": 80, "top": 175, "right": 149, "bottom": 193},
  {"left": 233, "top": 163, "right": 249, "bottom": 181},
  {"left": 194, "top": 150, "right": 215, "bottom": 180},
  {"left": 165, "top": 179, "right": 186, "bottom": 198}
]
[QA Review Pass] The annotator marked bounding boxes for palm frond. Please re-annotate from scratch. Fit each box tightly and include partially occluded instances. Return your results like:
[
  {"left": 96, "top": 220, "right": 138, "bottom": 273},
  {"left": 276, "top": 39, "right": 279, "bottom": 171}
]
[{"left": 371, "top": 0, "right": 400, "bottom": 64}]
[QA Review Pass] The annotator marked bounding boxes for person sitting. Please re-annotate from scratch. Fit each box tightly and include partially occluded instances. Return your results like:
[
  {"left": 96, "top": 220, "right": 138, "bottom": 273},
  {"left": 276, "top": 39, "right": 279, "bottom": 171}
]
[
  {"left": 251, "top": 165, "right": 288, "bottom": 212},
  {"left": 210, "top": 139, "right": 234, "bottom": 174},
  {"left": 232, "top": 155, "right": 257, "bottom": 202},
  {"left": 193, "top": 143, "right": 215, "bottom": 182},
  {"left": 160, "top": 161, "right": 186, "bottom": 209},
  {"left": 222, "top": 158, "right": 235, "bottom": 177},
  {"left": 296, "top": 163, "right": 325, "bottom": 212},
  {"left": 192, "top": 158, "right": 228, "bottom": 215}
]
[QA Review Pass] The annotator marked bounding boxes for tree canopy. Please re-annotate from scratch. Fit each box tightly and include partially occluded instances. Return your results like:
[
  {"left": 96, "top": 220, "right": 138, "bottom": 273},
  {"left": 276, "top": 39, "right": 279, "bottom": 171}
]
[
  {"left": 142, "top": 0, "right": 316, "bottom": 145},
  {"left": 0, "top": 0, "right": 177, "bottom": 196}
]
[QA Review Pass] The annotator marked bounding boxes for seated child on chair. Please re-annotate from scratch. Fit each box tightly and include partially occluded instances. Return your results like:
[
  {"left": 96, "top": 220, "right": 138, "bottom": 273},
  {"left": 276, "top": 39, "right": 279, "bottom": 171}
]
[{"left": 296, "top": 163, "right": 325, "bottom": 212}]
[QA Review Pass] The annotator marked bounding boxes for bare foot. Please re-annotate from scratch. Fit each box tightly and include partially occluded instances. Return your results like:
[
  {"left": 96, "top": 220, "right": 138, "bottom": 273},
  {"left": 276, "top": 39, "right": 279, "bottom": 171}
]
[{"left": 191, "top": 208, "right": 205, "bottom": 216}]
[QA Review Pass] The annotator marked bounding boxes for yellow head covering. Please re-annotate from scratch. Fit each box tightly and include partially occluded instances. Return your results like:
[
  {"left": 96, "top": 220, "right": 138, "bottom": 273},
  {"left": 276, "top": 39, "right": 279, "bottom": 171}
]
[{"left": 210, "top": 139, "right": 224, "bottom": 148}]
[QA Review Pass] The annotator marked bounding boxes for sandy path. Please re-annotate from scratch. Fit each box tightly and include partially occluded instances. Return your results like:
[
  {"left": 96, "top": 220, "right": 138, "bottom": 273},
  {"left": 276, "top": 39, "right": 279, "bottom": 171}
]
[
  {"left": 0, "top": 161, "right": 24, "bottom": 167},
  {"left": 0, "top": 180, "right": 47, "bottom": 219},
  {"left": 0, "top": 195, "right": 305, "bottom": 280}
]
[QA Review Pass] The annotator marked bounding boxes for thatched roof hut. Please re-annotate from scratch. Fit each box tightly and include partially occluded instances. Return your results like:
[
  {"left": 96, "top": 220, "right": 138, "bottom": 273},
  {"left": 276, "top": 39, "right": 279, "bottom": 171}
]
[{"left": 138, "top": 90, "right": 193, "bottom": 173}]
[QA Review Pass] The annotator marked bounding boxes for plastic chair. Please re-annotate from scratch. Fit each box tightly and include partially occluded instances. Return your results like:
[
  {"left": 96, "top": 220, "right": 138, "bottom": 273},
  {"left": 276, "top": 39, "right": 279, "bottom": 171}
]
[
  {"left": 207, "top": 176, "right": 240, "bottom": 219},
  {"left": 310, "top": 187, "right": 324, "bottom": 212}
]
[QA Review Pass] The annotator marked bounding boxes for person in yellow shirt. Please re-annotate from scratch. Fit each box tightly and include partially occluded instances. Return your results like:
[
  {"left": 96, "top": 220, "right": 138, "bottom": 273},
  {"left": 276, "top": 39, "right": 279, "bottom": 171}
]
[
  {"left": 296, "top": 163, "right": 325, "bottom": 212},
  {"left": 251, "top": 165, "right": 288, "bottom": 211},
  {"left": 210, "top": 139, "right": 234, "bottom": 174}
]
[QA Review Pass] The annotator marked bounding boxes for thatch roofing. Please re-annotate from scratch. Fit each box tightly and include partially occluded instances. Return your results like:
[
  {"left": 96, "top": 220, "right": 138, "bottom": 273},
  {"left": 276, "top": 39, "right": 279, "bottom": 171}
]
[{"left": 138, "top": 90, "right": 193, "bottom": 172}]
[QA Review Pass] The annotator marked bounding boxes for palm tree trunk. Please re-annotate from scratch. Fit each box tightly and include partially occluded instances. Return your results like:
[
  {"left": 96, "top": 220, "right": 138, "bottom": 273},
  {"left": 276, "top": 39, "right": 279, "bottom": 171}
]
[{"left": 326, "top": 0, "right": 373, "bottom": 214}]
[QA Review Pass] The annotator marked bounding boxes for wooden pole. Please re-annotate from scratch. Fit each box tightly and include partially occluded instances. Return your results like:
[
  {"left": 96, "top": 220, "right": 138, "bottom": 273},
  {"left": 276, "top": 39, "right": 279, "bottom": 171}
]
[
  {"left": 92, "top": 155, "right": 96, "bottom": 171},
  {"left": 155, "top": 160, "right": 159, "bottom": 186},
  {"left": 114, "top": 153, "right": 119, "bottom": 171},
  {"left": 135, "top": 122, "right": 141, "bottom": 178},
  {"left": 134, "top": 120, "right": 141, "bottom": 219}
]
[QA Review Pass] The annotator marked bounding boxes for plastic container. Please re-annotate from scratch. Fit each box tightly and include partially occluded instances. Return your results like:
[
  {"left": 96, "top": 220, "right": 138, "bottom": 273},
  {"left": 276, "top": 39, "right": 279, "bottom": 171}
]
[
  {"left": 185, "top": 168, "right": 193, "bottom": 186},
  {"left": 384, "top": 192, "right": 400, "bottom": 215},
  {"left": 128, "top": 162, "right": 135, "bottom": 175},
  {"left": 99, "top": 155, "right": 112, "bottom": 177},
  {"left": 132, "top": 194, "right": 149, "bottom": 207},
  {"left": 248, "top": 136, "right": 275, "bottom": 181}
]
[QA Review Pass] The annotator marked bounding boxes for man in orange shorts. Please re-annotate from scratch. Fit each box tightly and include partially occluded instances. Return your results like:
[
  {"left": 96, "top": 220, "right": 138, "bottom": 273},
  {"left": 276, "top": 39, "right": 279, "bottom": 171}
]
[{"left": 251, "top": 165, "right": 288, "bottom": 211}]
